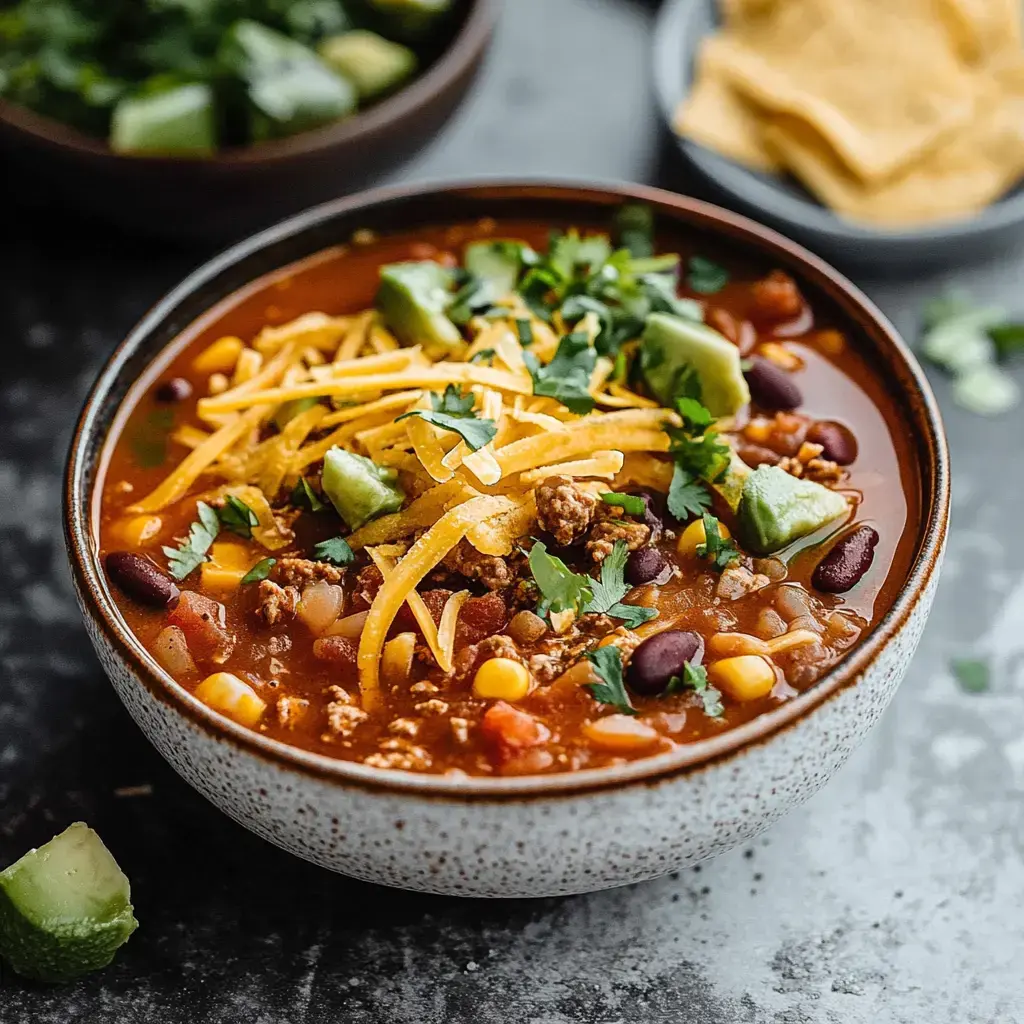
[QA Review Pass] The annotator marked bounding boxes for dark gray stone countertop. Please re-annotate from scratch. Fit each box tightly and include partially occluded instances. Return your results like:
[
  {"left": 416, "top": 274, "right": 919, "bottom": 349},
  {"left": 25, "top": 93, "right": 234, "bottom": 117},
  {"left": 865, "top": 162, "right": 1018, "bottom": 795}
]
[{"left": 1, "top": 1, "right": 1022, "bottom": 1021}]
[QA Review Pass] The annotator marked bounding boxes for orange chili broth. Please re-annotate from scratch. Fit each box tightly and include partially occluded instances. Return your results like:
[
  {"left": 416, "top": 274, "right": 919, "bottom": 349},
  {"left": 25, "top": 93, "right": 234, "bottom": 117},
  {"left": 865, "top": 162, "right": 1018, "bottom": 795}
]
[{"left": 95, "top": 218, "right": 921, "bottom": 769}]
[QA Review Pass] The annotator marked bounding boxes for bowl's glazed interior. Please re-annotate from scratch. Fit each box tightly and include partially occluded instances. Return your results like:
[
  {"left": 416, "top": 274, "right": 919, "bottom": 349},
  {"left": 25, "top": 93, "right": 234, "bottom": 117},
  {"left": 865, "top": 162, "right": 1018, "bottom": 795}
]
[{"left": 65, "top": 181, "right": 950, "bottom": 797}]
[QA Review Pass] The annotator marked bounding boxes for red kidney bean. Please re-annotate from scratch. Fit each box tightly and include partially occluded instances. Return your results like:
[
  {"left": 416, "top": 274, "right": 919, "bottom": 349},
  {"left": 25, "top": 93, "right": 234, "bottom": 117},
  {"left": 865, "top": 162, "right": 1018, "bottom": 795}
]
[
  {"left": 156, "top": 377, "right": 192, "bottom": 402},
  {"left": 806, "top": 420, "right": 857, "bottom": 465},
  {"left": 627, "top": 630, "right": 704, "bottom": 696},
  {"left": 812, "top": 526, "right": 879, "bottom": 593},
  {"left": 626, "top": 547, "right": 670, "bottom": 587},
  {"left": 105, "top": 551, "right": 180, "bottom": 608},
  {"left": 744, "top": 356, "right": 802, "bottom": 410}
]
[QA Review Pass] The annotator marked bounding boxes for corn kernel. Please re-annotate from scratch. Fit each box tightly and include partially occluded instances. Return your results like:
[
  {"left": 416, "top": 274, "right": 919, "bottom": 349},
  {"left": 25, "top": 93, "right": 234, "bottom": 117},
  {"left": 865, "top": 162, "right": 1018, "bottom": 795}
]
[
  {"left": 582, "top": 715, "right": 659, "bottom": 752},
  {"left": 677, "top": 517, "right": 731, "bottom": 559},
  {"left": 114, "top": 514, "right": 163, "bottom": 547},
  {"left": 472, "top": 658, "right": 531, "bottom": 701},
  {"left": 200, "top": 542, "right": 256, "bottom": 592},
  {"left": 756, "top": 341, "right": 803, "bottom": 371},
  {"left": 192, "top": 336, "right": 244, "bottom": 375},
  {"left": 195, "top": 672, "right": 266, "bottom": 727},
  {"left": 708, "top": 655, "right": 776, "bottom": 702}
]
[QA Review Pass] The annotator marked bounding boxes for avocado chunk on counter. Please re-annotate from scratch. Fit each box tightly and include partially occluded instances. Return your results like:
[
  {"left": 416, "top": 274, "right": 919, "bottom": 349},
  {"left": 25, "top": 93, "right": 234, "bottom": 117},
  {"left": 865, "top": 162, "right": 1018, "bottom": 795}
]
[
  {"left": 641, "top": 312, "right": 750, "bottom": 417},
  {"left": 322, "top": 447, "right": 405, "bottom": 529},
  {"left": 319, "top": 30, "right": 417, "bottom": 101},
  {"left": 376, "top": 261, "right": 465, "bottom": 358},
  {"left": 110, "top": 84, "right": 216, "bottom": 156},
  {"left": 737, "top": 465, "right": 849, "bottom": 555},
  {"left": 0, "top": 823, "right": 138, "bottom": 983}
]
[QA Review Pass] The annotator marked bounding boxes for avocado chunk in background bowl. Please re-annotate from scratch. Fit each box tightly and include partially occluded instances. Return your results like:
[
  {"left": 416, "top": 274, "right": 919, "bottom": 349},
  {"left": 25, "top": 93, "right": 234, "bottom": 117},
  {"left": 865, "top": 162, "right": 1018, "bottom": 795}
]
[
  {"left": 0, "top": 823, "right": 138, "bottom": 983},
  {"left": 319, "top": 30, "right": 418, "bottom": 101},
  {"left": 737, "top": 465, "right": 849, "bottom": 555}
]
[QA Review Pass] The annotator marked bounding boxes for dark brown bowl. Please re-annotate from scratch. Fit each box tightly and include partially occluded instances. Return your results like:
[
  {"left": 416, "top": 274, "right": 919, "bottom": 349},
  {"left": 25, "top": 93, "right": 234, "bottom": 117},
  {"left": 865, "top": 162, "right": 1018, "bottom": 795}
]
[{"left": 0, "top": 0, "right": 496, "bottom": 241}]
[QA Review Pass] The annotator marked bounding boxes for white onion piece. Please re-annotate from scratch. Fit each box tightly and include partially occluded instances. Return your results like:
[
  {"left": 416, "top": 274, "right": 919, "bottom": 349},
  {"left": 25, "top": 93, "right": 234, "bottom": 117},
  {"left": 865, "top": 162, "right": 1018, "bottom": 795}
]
[
  {"left": 324, "top": 610, "right": 369, "bottom": 638},
  {"left": 153, "top": 625, "right": 197, "bottom": 676},
  {"left": 296, "top": 582, "right": 345, "bottom": 636}
]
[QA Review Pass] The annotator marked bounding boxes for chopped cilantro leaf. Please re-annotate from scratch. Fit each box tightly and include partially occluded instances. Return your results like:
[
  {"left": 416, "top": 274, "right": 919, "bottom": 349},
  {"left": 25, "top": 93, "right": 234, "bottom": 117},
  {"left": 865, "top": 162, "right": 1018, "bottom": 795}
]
[
  {"left": 241, "top": 557, "right": 276, "bottom": 584},
  {"left": 676, "top": 396, "right": 714, "bottom": 431},
  {"left": 163, "top": 501, "right": 219, "bottom": 581},
  {"left": 695, "top": 512, "right": 740, "bottom": 570},
  {"left": 667, "top": 464, "right": 712, "bottom": 521},
  {"left": 396, "top": 385, "right": 498, "bottom": 451},
  {"left": 584, "top": 646, "right": 637, "bottom": 716},
  {"left": 528, "top": 540, "right": 593, "bottom": 618},
  {"left": 217, "top": 495, "right": 259, "bottom": 539},
  {"left": 615, "top": 203, "right": 654, "bottom": 259},
  {"left": 667, "top": 662, "right": 723, "bottom": 717},
  {"left": 600, "top": 492, "right": 646, "bottom": 517},
  {"left": 515, "top": 318, "right": 534, "bottom": 347},
  {"left": 951, "top": 657, "right": 989, "bottom": 694},
  {"left": 523, "top": 332, "right": 597, "bottom": 415},
  {"left": 584, "top": 541, "right": 658, "bottom": 628},
  {"left": 686, "top": 256, "right": 729, "bottom": 294},
  {"left": 292, "top": 476, "right": 326, "bottom": 512},
  {"left": 313, "top": 536, "right": 354, "bottom": 566},
  {"left": 668, "top": 423, "right": 732, "bottom": 485}
]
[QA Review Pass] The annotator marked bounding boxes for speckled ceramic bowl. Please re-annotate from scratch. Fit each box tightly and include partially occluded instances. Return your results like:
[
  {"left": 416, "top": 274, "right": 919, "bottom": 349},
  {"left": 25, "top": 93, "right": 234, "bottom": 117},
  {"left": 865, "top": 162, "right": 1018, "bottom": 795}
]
[{"left": 64, "top": 181, "right": 949, "bottom": 897}]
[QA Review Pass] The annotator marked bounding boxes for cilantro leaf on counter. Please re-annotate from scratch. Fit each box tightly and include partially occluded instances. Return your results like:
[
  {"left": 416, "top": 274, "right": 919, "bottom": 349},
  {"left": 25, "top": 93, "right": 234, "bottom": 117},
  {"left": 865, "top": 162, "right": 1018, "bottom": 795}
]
[
  {"left": 686, "top": 256, "right": 729, "bottom": 295},
  {"left": 667, "top": 464, "right": 712, "bottom": 521},
  {"left": 951, "top": 657, "right": 989, "bottom": 694},
  {"left": 397, "top": 385, "right": 498, "bottom": 451},
  {"left": 667, "top": 662, "right": 724, "bottom": 718},
  {"left": 528, "top": 541, "right": 593, "bottom": 618},
  {"left": 600, "top": 492, "right": 646, "bottom": 517},
  {"left": 217, "top": 495, "right": 259, "bottom": 539},
  {"left": 241, "top": 557, "right": 276, "bottom": 585},
  {"left": 291, "top": 476, "right": 326, "bottom": 512},
  {"left": 695, "top": 512, "right": 740, "bottom": 570},
  {"left": 523, "top": 332, "right": 597, "bottom": 415},
  {"left": 163, "top": 501, "right": 219, "bottom": 581},
  {"left": 584, "top": 541, "right": 658, "bottom": 629},
  {"left": 313, "top": 536, "right": 354, "bottom": 567},
  {"left": 584, "top": 646, "right": 637, "bottom": 716}
]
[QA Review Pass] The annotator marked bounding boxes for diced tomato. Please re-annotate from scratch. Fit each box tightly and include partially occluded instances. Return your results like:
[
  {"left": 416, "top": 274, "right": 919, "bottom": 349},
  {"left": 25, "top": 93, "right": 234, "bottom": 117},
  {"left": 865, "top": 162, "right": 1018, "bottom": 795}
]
[
  {"left": 167, "top": 591, "right": 234, "bottom": 663},
  {"left": 456, "top": 593, "right": 509, "bottom": 647},
  {"left": 480, "top": 701, "right": 550, "bottom": 764}
]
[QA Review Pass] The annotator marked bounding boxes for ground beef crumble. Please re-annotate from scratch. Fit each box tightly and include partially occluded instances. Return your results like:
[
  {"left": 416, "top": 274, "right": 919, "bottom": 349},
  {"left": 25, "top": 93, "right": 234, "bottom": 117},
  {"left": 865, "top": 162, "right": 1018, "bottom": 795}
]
[
  {"left": 535, "top": 475, "right": 598, "bottom": 546},
  {"left": 273, "top": 557, "right": 345, "bottom": 587},
  {"left": 255, "top": 580, "right": 299, "bottom": 626},
  {"left": 586, "top": 518, "right": 650, "bottom": 563},
  {"left": 442, "top": 539, "right": 518, "bottom": 590}
]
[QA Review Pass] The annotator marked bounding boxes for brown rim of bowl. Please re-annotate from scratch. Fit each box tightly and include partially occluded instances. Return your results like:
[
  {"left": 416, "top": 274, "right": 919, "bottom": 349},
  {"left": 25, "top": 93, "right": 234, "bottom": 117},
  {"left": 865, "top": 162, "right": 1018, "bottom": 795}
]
[
  {"left": 64, "top": 179, "right": 950, "bottom": 800},
  {"left": 0, "top": 0, "right": 496, "bottom": 167}
]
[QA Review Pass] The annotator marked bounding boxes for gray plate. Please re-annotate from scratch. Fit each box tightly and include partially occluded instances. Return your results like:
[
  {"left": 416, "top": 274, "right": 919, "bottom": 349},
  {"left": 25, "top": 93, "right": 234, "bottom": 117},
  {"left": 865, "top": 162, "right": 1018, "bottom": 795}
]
[{"left": 652, "top": 0, "right": 1024, "bottom": 268}]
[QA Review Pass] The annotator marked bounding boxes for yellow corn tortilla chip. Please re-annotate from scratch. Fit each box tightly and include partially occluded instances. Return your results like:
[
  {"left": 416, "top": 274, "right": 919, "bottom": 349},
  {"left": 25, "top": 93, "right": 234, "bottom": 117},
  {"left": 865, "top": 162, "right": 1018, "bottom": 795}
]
[
  {"left": 939, "top": 0, "right": 1022, "bottom": 63},
  {"left": 712, "top": 0, "right": 980, "bottom": 184},
  {"left": 763, "top": 61, "right": 1024, "bottom": 226},
  {"left": 675, "top": 37, "right": 782, "bottom": 172}
]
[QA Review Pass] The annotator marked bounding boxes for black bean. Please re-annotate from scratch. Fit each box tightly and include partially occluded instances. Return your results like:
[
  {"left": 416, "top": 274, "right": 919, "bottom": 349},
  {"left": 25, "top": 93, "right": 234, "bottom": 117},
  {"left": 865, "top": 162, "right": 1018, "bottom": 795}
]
[
  {"left": 627, "top": 630, "right": 704, "bottom": 696},
  {"left": 626, "top": 547, "right": 669, "bottom": 587},
  {"left": 744, "top": 356, "right": 802, "bottom": 411},
  {"left": 806, "top": 420, "right": 857, "bottom": 465},
  {"left": 106, "top": 552, "right": 180, "bottom": 608},
  {"left": 812, "top": 526, "right": 879, "bottom": 593},
  {"left": 156, "top": 377, "right": 192, "bottom": 403}
]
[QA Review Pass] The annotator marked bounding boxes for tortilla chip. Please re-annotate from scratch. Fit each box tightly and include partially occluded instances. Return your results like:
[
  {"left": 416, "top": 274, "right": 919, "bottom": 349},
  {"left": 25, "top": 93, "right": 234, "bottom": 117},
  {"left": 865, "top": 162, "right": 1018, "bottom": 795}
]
[
  {"left": 718, "top": 0, "right": 781, "bottom": 25},
  {"left": 763, "top": 61, "right": 1024, "bottom": 226},
  {"left": 939, "top": 0, "right": 1022, "bottom": 63},
  {"left": 713, "top": 0, "right": 979, "bottom": 184},
  {"left": 676, "top": 37, "right": 782, "bottom": 172}
]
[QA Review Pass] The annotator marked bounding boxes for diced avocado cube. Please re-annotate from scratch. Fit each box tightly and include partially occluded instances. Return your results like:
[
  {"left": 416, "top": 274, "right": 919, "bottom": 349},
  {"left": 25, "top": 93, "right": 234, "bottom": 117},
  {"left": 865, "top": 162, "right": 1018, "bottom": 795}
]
[
  {"left": 641, "top": 311, "right": 750, "bottom": 417},
  {"left": 322, "top": 447, "right": 405, "bottom": 529},
  {"left": 376, "top": 261, "right": 465, "bottom": 358},
  {"left": 367, "top": 0, "right": 453, "bottom": 40},
  {"left": 463, "top": 240, "right": 533, "bottom": 301},
  {"left": 220, "top": 20, "right": 357, "bottom": 138},
  {"left": 737, "top": 465, "right": 849, "bottom": 555},
  {"left": 0, "top": 823, "right": 138, "bottom": 983},
  {"left": 319, "top": 30, "right": 417, "bottom": 101},
  {"left": 109, "top": 83, "right": 216, "bottom": 155}
]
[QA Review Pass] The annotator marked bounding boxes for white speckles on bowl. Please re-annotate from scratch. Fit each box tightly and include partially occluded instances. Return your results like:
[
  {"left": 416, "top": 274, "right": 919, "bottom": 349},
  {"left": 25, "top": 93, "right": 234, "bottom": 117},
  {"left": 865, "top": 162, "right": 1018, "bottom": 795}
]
[{"left": 64, "top": 181, "right": 949, "bottom": 897}]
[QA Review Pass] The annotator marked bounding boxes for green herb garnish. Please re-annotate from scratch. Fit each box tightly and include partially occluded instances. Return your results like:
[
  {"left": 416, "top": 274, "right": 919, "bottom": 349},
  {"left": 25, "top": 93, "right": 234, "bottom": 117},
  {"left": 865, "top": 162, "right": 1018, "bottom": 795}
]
[
  {"left": 291, "top": 476, "right": 326, "bottom": 512},
  {"left": 163, "top": 501, "right": 220, "bottom": 581},
  {"left": 523, "top": 332, "right": 597, "bottom": 415},
  {"left": 695, "top": 512, "right": 740, "bottom": 570},
  {"left": 241, "top": 557, "right": 276, "bottom": 585},
  {"left": 600, "top": 492, "right": 646, "bottom": 517},
  {"left": 615, "top": 203, "right": 654, "bottom": 259},
  {"left": 515, "top": 318, "right": 534, "bottom": 347},
  {"left": 396, "top": 385, "right": 498, "bottom": 451},
  {"left": 667, "top": 662, "right": 724, "bottom": 717},
  {"left": 313, "top": 536, "right": 355, "bottom": 567},
  {"left": 584, "top": 541, "right": 658, "bottom": 628},
  {"left": 528, "top": 541, "right": 593, "bottom": 618},
  {"left": 217, "top": 495, "right": 259, "bottom": 539},
  {"left": 667, "top": 464, "right": 712, "bottom": 521},
  {"left": 686, "top": 256, "right": 729, "bottom": 294},
  {"left": 951, "top": 657, "right": 989, "bottom": 694},
  {"left": 584, "top": 646, "right": 637, "bottom": 716}
]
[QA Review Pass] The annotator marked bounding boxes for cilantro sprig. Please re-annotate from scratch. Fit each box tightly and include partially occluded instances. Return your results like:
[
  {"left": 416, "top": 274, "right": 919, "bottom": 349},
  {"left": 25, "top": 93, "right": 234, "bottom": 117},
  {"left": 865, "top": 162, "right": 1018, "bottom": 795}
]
[
  {"left": 313, "top": 536, "right": 355, "bottom": 567},
  {"left": 667, "top": 662, "right": 724, "bottom": 718},
  {"left": 665, "top": 391, "right": 732, "bottom": 521},
  {"left": 523, "top": 332, "right": 597, "bottom": 415},
  {"left": 241, "top": 557, "right": 276, "bottom": 585},
  {"left": 686, "top": 256, "right": 729, "bottom": 295},
  {"left": 163, "top": 501, "right": 220, "bottom": 581},
  {"left": 291, "top": 476, "right": 326, "bottom": 512},
  {"left": 397, "top": 385, "right": 498, "bottom": 451},
  {"left": 695, "top": 512, "right": 740, "bottom": 570},
  {"left": 218, "top": 495, "right": 259, "bottom": 539},
  {"left": 584, "top": 541, "right": 658, "bottom": 628},
  {"left": 584, "top": 646, "right": 636, "bottom": 715},
  {"left": 528, "top": 541, "right": 593, "bottom": 617}
]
